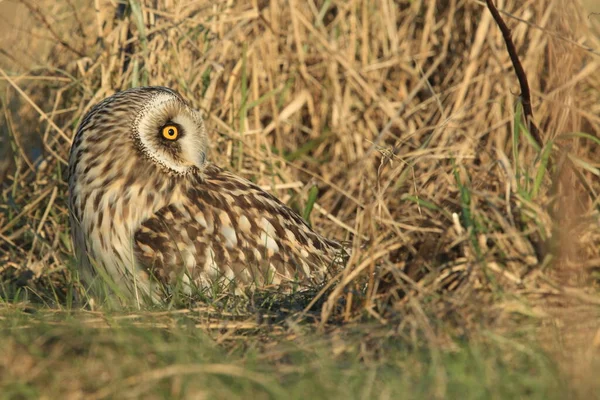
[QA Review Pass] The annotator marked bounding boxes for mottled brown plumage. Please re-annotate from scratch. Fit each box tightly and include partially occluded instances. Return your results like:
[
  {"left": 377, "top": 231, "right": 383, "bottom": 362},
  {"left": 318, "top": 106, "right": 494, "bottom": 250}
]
[{"left": 68, "top": 86, "right": 348, "bottom": 302}]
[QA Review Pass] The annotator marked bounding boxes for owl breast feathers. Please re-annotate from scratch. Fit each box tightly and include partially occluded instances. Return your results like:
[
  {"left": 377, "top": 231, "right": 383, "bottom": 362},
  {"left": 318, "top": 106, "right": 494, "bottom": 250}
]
[{"left": 67, "top": 86, "right": 349, "bottom": 302}]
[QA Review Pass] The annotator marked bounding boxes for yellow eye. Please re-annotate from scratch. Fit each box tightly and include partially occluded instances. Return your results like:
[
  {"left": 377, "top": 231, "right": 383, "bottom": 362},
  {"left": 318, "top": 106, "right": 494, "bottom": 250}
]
[{"left": 162, "top": 125, "right": 179, "bottom": 140}]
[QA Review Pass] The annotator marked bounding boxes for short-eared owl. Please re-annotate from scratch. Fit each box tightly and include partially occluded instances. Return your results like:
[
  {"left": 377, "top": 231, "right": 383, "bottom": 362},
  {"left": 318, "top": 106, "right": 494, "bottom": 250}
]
[{"left": 68, "top": 86, "right": 348, "bottom": 302}]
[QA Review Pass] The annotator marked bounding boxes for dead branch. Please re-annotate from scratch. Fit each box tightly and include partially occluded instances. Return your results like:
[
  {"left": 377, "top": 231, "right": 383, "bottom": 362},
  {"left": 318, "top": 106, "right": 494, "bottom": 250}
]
[{"left": 486, "top": 0, "right": 544, "bottom": 149}]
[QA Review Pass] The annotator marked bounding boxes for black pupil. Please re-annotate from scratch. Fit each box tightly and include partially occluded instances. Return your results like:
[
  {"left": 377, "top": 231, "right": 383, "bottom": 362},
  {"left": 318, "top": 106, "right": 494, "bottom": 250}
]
[{"left": 168, "top": 128, "right": 175, "bottom": 136}]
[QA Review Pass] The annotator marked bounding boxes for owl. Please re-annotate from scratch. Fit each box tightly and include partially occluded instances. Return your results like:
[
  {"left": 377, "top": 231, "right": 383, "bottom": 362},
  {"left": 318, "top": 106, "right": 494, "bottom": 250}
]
[{"left": 68, "top": 86, "right": 349, "bottom": 303}]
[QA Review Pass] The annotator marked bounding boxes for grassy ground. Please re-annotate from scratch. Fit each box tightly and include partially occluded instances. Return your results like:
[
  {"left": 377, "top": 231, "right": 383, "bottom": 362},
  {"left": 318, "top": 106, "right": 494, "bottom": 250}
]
[
  {"left": 1, "top": 0, "right": 600, "bottom": 398},
  {"left": 0, "top": 303, "right": 572, "bottom": 400}
]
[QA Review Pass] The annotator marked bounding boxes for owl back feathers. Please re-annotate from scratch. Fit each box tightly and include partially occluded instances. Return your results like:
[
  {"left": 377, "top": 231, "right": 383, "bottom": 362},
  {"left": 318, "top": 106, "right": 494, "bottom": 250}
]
[{"left": 133, "top": 164, "right": 349, "bottom": 293}]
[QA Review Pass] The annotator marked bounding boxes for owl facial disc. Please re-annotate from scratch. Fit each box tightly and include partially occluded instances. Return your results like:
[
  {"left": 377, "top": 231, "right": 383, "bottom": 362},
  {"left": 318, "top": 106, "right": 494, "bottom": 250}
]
[{"left": 134, "top": 92, "right": 208, "bottom": 174}]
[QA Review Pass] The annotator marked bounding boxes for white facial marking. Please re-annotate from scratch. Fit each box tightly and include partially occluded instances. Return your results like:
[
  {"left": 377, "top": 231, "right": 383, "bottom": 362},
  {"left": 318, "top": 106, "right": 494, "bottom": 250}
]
[
  {"left": 134, "top": 92, "right": 206, "bottom": 174},
  {"left": 135, "top": 93, "right": 187, "bottom": 173},
  {"left": 173, "top": 113, "right": 207, "bottom": 168}
]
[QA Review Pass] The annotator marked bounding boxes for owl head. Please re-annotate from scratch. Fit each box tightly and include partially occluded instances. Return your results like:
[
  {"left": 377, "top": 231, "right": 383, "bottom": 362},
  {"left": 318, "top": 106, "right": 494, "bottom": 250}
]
[
  {"left": 70, "top": 86, "right": 209, "bottom": 181},
  {"left": 132, "top": 87, "right": 208, "bottom": 174}
]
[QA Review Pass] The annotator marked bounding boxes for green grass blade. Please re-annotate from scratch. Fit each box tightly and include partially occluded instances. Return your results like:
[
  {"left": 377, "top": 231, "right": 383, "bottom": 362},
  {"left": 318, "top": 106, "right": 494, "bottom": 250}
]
[
  {"left": 531, "top": 140, "right": 553, "bottom": 198},
  {"left": 557, "top": 131, "right": 600, "bottom": 146},
  {"left": 512, "top": 100, "right": 523, "bottom": 190},
  {"left": 302, "top": 185, "right": 319, "bottom": 224}
]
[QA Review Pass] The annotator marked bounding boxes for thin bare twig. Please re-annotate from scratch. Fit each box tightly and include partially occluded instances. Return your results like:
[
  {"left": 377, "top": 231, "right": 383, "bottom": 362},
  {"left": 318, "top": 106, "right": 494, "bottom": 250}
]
[{"left": 486, "top": 0, "right": 544, "bottom": 149}]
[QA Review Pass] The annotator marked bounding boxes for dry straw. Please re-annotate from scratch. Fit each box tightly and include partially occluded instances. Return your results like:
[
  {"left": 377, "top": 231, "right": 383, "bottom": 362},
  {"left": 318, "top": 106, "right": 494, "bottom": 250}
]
[{"left": 0, "top": 0, "right": 598, "bottom": 324}]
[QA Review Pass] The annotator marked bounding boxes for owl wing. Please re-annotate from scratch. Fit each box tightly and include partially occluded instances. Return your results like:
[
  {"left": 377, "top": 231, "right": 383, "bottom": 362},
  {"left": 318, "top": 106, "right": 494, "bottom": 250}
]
[{"left": 133, "top": 165, "right": 348, "bottom": 292}]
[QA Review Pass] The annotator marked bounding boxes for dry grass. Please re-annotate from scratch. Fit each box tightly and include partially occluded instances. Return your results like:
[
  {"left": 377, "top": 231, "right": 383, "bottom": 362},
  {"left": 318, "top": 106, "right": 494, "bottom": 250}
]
[{"left": 0, "top": 0, "right": 599, "bottom": 398}]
